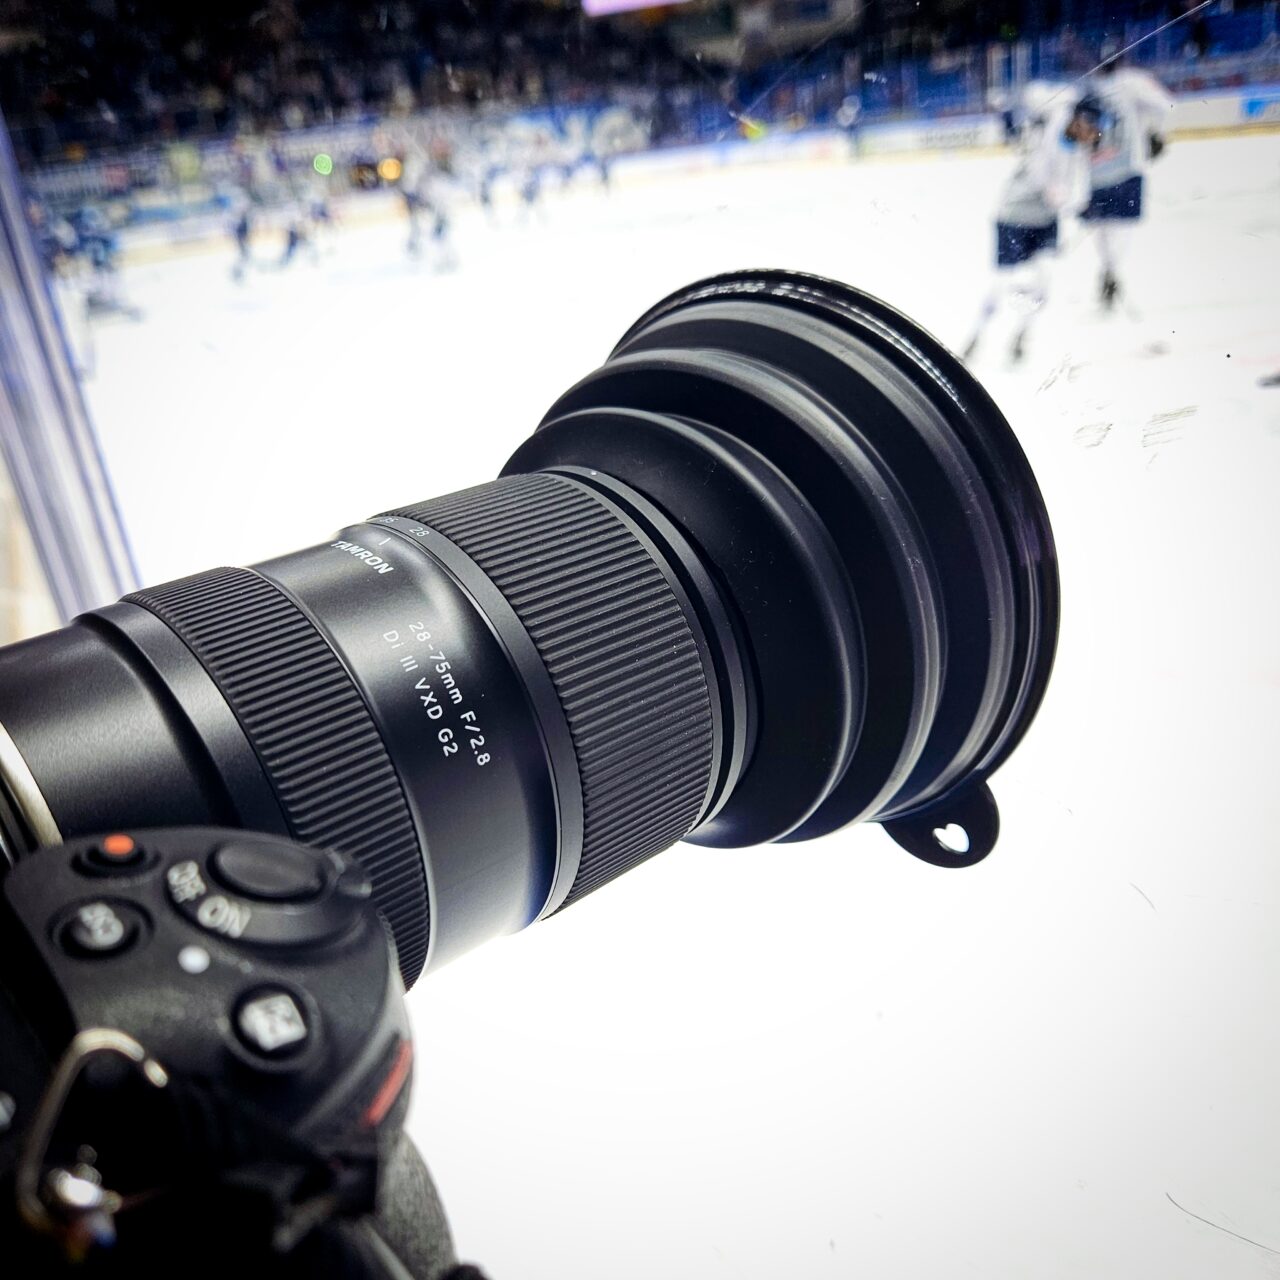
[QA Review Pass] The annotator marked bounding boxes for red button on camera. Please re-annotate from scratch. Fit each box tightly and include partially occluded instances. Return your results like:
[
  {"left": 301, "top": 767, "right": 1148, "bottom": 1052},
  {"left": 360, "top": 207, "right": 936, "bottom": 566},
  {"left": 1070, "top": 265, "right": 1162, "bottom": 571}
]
[{"left": 85, "top": 833, "right": 145, "bottom": 870}]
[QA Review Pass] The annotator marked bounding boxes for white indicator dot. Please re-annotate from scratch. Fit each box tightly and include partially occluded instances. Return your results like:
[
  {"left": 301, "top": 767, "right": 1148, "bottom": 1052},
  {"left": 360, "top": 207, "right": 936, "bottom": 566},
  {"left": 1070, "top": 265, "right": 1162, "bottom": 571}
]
[{"left": 178, "top": 945, "right": 211, "bottom": 974}]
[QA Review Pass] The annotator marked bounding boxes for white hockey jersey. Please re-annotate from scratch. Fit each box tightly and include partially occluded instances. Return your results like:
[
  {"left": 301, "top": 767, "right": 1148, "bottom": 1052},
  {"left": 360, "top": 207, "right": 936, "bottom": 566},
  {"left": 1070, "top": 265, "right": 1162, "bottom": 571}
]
[
  {"left": 1087, "top": 67, "right": 1174, "bottom": 189},
  {"left": 997, "top": 106, "right": 1088, "bottom": 227}
]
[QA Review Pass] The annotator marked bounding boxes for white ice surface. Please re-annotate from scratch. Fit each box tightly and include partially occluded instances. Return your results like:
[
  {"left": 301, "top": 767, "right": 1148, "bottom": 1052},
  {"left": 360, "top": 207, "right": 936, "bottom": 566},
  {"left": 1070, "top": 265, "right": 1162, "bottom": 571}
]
[{"left": 78, "top": 133, "right": 1280, "bottom": 1278}]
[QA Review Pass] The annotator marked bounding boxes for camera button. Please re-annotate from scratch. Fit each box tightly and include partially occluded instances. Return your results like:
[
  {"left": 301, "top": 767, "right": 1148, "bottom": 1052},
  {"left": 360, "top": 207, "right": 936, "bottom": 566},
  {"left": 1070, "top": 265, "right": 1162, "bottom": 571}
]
[
  {"left": 77, "top": 832, "right": 155, "bottom": 877},
  {"left": 235, "top": 987, "right": 310, "bottom": 1057},
  {"left": 59, "top": 900, "right": 142, "bottom": 957},
  {"left": 211, "top": 842, "right": 325, "bottom": 903},
  {"left": 88, "top": 832, "right": 144, "bottom": 867}
]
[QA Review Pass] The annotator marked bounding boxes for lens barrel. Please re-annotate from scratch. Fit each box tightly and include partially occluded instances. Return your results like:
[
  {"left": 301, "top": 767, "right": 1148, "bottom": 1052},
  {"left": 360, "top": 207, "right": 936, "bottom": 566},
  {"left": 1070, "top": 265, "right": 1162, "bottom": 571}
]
[{"left": 0, "top": 272, "right": 1057, "bottom": 987}]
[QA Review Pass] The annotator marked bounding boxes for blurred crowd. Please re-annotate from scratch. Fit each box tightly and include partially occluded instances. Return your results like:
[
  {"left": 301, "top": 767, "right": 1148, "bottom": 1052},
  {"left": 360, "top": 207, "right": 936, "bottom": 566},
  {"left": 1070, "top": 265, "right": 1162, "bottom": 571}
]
[
  {"left": 5, "top": 0, "right": 1279, "bottom": 168},
  {"left": 0, "top": 0, "right": 693, "bottom": 163}
]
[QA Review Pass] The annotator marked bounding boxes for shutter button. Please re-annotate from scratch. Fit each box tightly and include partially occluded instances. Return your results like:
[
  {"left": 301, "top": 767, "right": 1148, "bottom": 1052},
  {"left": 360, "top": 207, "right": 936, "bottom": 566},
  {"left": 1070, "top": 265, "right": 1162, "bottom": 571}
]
[{"left": 211, "top": 842, "right": 325, "bottom": 903}]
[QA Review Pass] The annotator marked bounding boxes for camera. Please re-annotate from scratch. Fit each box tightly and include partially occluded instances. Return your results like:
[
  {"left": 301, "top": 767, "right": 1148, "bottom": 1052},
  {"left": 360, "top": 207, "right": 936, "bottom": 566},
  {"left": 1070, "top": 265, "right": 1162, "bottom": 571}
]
[
  {"left": 0, "top": 271, "right": 1058, "bottom": 1274},
  {"left": 0, "top": 826, "right": 475, "bottom": 1277}
]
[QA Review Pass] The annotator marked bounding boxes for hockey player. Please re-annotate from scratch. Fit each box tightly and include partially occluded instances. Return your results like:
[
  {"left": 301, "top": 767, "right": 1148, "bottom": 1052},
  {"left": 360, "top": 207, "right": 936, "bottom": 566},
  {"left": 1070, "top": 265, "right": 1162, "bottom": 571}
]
[
  {"left": 962, "top": 95, "right": 1102, "bottom": 365},
  {"left": 1081, "top": 55, "right": 1174, "bottom": 309},
  {"left": 836, "top": 94, "right": 863, "bottom": 159},
  {"left": 517, "top": 133, "right": 554, "bottom": 224},
  {"left": 228, "top": 189, "right": 254, "bottom": 282},
  {"left": 518, "top": 163, "right": 543, "bottom": 219},
  {"left": 25, "top": 196, "right": 75, "bottom": 275},
  {"left": 71, "top": 205, "right": 140, "bottom": 319},
  {"left": 306, "top": 181, "right": 337, "bottom": 257},
  {"left": 402, "top": 149, "right": 457, "bottom": 270},
  {"left": 279, "top": 212, "right": 311, "bottom": 268}
]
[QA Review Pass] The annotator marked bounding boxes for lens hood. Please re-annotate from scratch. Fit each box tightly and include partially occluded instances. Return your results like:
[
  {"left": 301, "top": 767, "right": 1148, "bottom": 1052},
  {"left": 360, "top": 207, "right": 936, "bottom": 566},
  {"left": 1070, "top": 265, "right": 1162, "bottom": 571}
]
[{"left": 508, "top": 270, "right": 1058, "bottom": 864}]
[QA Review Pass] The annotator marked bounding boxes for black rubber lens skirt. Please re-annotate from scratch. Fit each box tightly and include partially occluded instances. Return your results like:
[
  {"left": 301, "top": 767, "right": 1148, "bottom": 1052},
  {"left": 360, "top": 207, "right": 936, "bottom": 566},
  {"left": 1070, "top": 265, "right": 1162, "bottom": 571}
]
[{"left": 508, "top": 269, "right": 1058, "bottom": 865}]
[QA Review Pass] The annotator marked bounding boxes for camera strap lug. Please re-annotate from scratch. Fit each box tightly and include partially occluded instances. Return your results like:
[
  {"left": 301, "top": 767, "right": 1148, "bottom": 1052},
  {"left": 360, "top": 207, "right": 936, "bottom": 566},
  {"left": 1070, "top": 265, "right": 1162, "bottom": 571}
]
[
  {"left": 881, "top": 782, "right": 1000, "bottom": 868},
  {"left": 15, "top": 1027, "right": 169, "bottom": 1257}
]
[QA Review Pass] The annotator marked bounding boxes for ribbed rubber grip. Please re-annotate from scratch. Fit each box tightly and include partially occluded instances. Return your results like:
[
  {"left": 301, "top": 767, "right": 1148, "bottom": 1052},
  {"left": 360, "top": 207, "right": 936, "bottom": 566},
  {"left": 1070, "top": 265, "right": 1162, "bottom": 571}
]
[
  {"left": 126, "top": 568, "right": 429, "bottom": 984},
  {"left": 385, "top": 472, "right": 715, "bottom": 908}
]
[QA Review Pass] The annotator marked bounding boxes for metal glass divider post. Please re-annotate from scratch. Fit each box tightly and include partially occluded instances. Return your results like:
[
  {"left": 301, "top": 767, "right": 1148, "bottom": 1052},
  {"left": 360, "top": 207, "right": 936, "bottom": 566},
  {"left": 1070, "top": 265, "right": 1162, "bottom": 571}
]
[{"left": 0, "top": 107, "right": 138, "bottom": 628}]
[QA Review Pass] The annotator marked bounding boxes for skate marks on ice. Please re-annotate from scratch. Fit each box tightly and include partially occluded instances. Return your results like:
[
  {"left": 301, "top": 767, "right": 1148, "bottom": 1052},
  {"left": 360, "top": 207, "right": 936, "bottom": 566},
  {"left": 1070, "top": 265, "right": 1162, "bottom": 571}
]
[
  {"left": 1033, "top": 348, "right": 1164, "bottom": 456},
  {"left": 1141, "top": 405, "right": 1197, "bottom": 460},
  {"left": 1036, "top": 357, "right": 1072, "bottom": 394},
  {"left": 1045, "top": 377, "right": 1200, "bottom": 459},
  {"left": 1061, "top": 404, "right": 1198, "bottom": 458},
  {"left": 1071, "top": 421, "right": 1112, "bottom": 449},
  {"left": 1059, "top": 404, "right": 1197, "bottom": 457}
]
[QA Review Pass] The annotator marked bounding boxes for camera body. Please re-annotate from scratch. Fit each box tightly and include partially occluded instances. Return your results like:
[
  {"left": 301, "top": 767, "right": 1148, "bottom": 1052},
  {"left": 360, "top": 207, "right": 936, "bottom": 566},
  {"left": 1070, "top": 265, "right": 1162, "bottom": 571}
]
[{"left": 0, "top": 828, "right": 456, "bottom": 1277}]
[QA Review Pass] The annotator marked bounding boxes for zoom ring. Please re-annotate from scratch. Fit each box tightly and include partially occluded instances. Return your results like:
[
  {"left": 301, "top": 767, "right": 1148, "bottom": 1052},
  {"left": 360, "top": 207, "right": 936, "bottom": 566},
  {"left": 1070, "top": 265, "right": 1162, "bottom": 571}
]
[
  {"left": 386, "top": 472, "right": 716, "bottom": 908},
  {"left": 126, "top": 568, "right": 429, "bottom": 984}
]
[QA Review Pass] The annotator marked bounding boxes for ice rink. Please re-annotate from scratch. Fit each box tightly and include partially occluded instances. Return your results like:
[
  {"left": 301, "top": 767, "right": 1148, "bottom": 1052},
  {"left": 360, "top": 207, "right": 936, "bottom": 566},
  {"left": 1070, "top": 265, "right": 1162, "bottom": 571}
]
[{"left": 73, "top": 131, "right": 1280, "bottom": 1278}]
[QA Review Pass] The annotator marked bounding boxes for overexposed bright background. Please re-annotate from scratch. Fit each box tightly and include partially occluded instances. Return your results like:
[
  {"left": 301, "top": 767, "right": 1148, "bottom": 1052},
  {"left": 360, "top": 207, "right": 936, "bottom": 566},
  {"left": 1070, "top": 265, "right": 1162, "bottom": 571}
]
[{"left": 74, "top": 133, "right": 1280, "bottom": 1278}]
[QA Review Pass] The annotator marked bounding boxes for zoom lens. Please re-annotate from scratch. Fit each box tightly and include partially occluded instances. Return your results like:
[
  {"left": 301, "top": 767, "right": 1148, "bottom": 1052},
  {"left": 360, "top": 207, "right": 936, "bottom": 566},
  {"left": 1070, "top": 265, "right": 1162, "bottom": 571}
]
[{"left": 0, "top": 271, "right": 1057, "bottom": 987}]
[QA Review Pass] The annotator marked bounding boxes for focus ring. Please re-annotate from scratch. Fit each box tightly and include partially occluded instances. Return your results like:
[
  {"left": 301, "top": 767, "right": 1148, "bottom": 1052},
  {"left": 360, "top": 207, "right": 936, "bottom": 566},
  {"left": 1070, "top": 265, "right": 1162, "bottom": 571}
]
[
  {"left": 126, "top": 568, "right": 429, "bottom": 984},
  {"left": 386, "top": 473, "right": 715, "bottom": 908}
]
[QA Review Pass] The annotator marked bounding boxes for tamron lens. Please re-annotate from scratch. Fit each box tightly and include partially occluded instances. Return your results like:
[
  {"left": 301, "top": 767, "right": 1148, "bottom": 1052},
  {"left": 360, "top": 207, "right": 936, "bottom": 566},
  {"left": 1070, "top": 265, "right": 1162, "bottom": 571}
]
[{"left": 0, "top": 272, "right": 1058, "bottom": 986}]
